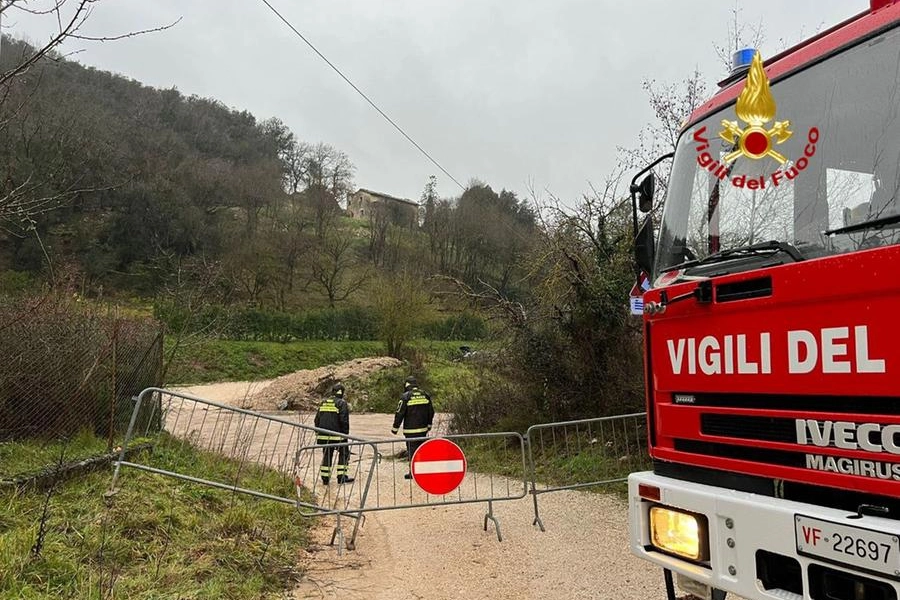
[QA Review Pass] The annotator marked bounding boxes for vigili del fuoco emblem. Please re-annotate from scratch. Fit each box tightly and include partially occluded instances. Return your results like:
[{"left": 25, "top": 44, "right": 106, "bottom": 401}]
[{"left": 719, "top": 51, "right": 792, "bottom": 164}]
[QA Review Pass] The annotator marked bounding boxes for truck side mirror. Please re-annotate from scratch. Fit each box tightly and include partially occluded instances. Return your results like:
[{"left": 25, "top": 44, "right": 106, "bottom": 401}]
[
  {"left": 638, "top": 173, "right": 655, "bottom": 213},
  {"left": 635, "top": 216, "right": 655, "bottom": 274}
]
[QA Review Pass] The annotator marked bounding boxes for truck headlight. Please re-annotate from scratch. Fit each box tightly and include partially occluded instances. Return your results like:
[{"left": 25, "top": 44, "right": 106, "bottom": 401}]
[{"left": 649, "top": 506, "right": 709, "bottom": 562}]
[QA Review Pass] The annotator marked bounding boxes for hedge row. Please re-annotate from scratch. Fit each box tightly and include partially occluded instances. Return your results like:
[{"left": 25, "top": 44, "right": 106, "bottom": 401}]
[{"left": 153, "top": 303, "right": 486, "bottom": 342}]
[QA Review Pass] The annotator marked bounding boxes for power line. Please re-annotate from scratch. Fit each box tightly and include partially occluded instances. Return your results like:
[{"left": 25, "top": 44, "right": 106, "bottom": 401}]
[{"left": 259, "top": 0, "right": 465, "bottom": 191}]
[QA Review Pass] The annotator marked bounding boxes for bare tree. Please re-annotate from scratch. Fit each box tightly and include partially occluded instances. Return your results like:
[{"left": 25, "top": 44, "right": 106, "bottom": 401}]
[
  {"left": 619, "top": 69, "right": 707, "bottom": 202},
  {"left": 157, "top": 255, "right": 226, "bottom": 382},
  {"left": 712, "top": 0, "right": 765, "bottom": 75},
  {"left": 426, "top": 198, "right": 454, "bottom": 271},
  {"left": 367, "top": 202, "right": 390, "bottom": 267},
  {"left": 308, "top": 232, "right": 369, "bottom": 308},
  {"left": 301, "top": 142, "right": 355, "bottom": 201},
  {"left": 271, "top": 193, "right": 313, "bottom": 309},
  {"left": 372, "top": 271, "right": 432, "bottom": 357},
  {"left": 282, "top": 141, "right": 310, "bottom": 194}
]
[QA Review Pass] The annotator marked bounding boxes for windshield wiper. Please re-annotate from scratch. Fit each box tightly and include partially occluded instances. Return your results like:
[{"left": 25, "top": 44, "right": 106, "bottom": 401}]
[
  {"left": 824, "top": 211, "right": 900, "bottom": 236},
  {"left": 661, "top": 240, "right": 805, "bottom": 273}
]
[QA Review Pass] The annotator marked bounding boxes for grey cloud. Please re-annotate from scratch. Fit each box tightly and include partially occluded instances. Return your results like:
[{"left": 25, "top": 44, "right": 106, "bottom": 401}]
[{"left": 6, "top": 0, "right": 858, "bottom": 203}]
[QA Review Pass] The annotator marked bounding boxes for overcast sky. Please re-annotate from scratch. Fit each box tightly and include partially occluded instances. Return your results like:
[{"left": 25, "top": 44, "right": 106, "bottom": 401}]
[{"left": 4, "top": 0, "right": 861, "bottom": 204}]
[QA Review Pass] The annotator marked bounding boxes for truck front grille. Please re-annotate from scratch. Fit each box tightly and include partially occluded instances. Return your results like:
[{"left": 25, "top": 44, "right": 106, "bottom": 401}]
[
  {"left": 700, "top": 413, "right": 795, "bottom": 443},
  {"left": 674, "top": 439, "right": 805, "bottom": 468}
]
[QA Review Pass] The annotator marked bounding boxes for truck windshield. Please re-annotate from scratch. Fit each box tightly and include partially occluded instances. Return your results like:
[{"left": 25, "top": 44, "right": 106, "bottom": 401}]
[{"left": 656, "top": 26, "right": 900, "bottom": 276}]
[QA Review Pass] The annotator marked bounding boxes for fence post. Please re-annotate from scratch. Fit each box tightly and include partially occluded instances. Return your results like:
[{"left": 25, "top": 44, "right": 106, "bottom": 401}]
[
  {"left": 525, "top": 426, "right": 546, "bottom": 532},
  {"left": 155, "top": 327, "right": 164, "bottom": 387},
  {"left": 107, "top": 312, "right": 118, "bottom": 452},
  {"left": 153, "top": 329, "right": 164, "bottom": 432}
]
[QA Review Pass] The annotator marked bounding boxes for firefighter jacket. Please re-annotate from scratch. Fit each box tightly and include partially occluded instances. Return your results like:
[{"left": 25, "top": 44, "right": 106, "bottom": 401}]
[
  {"left": 391, "top": 387, "right": 434, "bottom": 435},
  {"left": 314, "top": 395, "right": 350, "bottom": 442}
]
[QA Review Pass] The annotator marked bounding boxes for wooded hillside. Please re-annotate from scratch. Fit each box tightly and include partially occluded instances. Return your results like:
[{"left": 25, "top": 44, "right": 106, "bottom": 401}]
[
  {"left": 0, "top": 35, "right": 536, "bottom": 315},
  {"left": 1, "top": 28, "right": 706, "bottom": 425}
]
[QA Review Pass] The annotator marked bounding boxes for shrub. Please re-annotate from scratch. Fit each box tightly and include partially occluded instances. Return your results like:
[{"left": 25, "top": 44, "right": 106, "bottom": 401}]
[
  {"left": 420, "top": 312, "right": 487, "bottom": 340},
  {"left": 0, "top": 295, "right": 162, "bottom": 442},
  {"left": 154, "top": 301, "right": 485, "bottom": 344},
  {"left": 153, "top": 303, "right": 378, "bottom": 342}
]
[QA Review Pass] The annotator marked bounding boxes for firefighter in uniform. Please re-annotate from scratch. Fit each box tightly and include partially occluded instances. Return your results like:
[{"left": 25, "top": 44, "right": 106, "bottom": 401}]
[
  {"left": 391, "top": 376, "right": 435, "bottom": 479},
  {"left": 314, "top": 383, "right": 353, "bottom": 485}
]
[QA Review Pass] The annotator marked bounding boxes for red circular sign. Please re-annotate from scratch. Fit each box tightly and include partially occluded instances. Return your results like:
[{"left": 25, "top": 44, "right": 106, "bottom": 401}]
[
  {"left": 410, "top": 438, "right": 467, "bottom": 495},
  {"left": 743, "top": 129, "right": 770, "bottom": 157}
]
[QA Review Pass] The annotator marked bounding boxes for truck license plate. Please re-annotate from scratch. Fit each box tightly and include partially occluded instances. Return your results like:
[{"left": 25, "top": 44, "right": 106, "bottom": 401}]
[{"left": 795, "top": 515, "right": 900, "bottom": 580}]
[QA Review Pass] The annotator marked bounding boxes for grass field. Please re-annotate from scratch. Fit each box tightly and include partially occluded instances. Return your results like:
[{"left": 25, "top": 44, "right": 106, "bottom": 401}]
[
  {"left": 0, "top": 436, "right": 312, "bottom": 599},
  {"left": 164, "top": 339, "right": 385, "bottom": 384},
  {"left": 164, "top": 338, "right": 486, "bottom": 387},
  {"left": 349, "top": 358, "right": 479, "bottom": 413},
  {"left": 0, "top": 430, "right": 113, "bottom": 480}
]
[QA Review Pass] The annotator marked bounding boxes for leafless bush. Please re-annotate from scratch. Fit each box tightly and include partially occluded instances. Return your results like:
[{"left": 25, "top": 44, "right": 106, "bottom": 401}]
[{"left": 0, "top": 293, "right": 162, "bottom": 455}]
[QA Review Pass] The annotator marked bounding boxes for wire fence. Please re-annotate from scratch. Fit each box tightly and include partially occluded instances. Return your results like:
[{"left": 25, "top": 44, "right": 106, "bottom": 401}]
[{"left": 0, "top": 295, "right": 163, "bottom": 481}]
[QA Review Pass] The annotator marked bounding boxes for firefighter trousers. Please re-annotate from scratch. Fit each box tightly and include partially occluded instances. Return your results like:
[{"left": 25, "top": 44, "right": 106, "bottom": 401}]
[
  {"left": 319, "top": 442, "right": 350, "bottom": 483},
  {"left": 404, "top": 433, "right": 427, "bottom": 463}
]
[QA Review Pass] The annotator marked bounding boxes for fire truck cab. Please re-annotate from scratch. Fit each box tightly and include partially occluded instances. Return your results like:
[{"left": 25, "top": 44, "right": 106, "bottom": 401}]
[{"left": 628, "top": 2, "right": 900, "bottom": 600}]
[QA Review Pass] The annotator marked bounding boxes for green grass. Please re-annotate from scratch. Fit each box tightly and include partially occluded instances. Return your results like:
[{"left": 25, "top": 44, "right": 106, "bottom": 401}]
[
  {"left": 164, "top": 338, "right": 486, "bottom": 387},
  {"left": 0, "top": 436, "right": 311, "bottom": 599},
  {"left": 0, "top": 430, "right": 112, "bottom": 480},
  {"left": 164, "top": 339, "right": 385, "bottom": 384},
  {"left": 346, "top": 342, "right": 482, "bottom": 413},
  {"left": 424, "top": 359, "right": 479, "bottom": 406}
]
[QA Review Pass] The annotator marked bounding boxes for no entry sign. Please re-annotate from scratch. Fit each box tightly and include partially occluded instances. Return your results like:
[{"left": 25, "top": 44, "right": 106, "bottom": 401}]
[{"left": 410, "top": 438, "right": 467, "bottom": 495}]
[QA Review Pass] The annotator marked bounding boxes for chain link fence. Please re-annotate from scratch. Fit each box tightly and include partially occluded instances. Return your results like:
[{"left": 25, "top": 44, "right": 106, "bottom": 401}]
[{"left": 0, "top": 295, "right": 163, "bottom": 482}]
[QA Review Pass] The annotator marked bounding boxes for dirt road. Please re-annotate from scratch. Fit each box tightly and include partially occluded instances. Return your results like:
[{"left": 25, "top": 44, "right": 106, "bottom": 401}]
[{"left": 175, "top": 381, "right": 668, "bottom": 600}]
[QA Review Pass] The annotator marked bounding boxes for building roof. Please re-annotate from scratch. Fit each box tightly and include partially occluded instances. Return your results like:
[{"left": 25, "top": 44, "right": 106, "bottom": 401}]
[{"left": 355, "top": 188, "right": 420, "bottom": 207}]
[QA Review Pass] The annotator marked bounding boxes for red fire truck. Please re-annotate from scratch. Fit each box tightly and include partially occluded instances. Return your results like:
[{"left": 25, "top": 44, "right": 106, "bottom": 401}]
[{"left": 628, "top": 2, "right": 900, "bottom": 599}]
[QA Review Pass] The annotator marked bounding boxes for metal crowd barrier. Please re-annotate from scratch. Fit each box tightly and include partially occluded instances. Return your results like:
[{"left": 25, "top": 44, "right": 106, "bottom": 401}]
[
  {"left": 108, "top": 388, "right": 374, "bottom": 514},
  {"left": 525, "top": 412, "right": 649, "bottom": 531},
  {"left": 294, "top": 432, "right": 528, "bottom": 541},
  {"left": 109, "top": 388, "right": 532, "bottom": 547},
  {"left": 109, "top": 388, "right": 651, "bottom": 547}
]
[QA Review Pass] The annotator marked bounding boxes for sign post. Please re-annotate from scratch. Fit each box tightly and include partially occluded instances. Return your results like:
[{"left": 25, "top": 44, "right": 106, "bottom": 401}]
[{"left": 410, "top": 438, "right": 467, "bottom": 495}]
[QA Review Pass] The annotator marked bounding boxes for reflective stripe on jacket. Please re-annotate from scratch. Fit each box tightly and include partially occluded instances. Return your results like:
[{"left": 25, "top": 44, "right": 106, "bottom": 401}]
[
  {"left": 315, "top": 395, "right": 350, "bottom": 441},
  {"left": 391, "top": 388, "right": 434, "bottom": 435}
]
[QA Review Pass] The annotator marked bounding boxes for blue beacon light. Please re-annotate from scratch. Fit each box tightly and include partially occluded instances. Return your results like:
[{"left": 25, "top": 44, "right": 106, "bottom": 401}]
[{"left": 731, "top": 48, "right": 757, "bottom": 75}]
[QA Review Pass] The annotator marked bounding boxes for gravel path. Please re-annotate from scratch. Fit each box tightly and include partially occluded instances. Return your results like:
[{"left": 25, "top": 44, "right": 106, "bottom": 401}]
[
  {"left": 293, "top": 473, "right": 666, "bottom": 600},
  {"left": 175, "top": 381, "right": 669, "bottom": 600}
]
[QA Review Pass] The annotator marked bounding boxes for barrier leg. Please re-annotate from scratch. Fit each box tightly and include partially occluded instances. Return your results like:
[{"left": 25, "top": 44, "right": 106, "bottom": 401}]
[
  {"left": 483, "top": 500, "right": 502, "bottom": 542},
  {"left": 329, "top": 513, "right": 344, "bottom": 556},
  {"left": 348, "top": 513, "right": 365, "bottom": 550},
  {"left": 531, "top": 485, "right": 545, "bottom": 532}
]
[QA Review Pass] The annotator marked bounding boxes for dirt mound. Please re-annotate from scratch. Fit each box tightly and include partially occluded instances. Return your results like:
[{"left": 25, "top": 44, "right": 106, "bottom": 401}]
[{"left": 245, "top": 356, "right": 402, "bottom": 411}]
